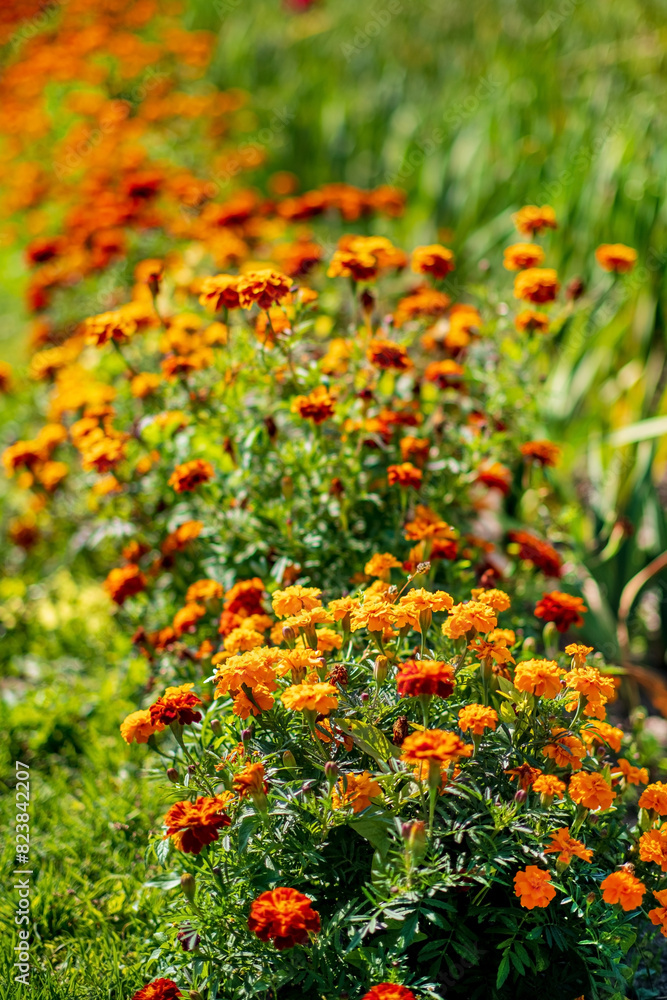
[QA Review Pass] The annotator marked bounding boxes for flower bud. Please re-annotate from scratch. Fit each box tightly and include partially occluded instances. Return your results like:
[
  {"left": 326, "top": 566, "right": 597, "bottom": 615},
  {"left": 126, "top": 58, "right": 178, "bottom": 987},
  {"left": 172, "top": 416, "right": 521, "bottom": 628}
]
[
  {"left": 521, "top": 636, "right": 536, "bottom": 653},
  {"left": 418, "top": 608, "right": 432, "bottom": 633},
  {"left": 187, "top": 763, "right": 197, "bottom": 774},
  {"left": 301, "top": 779, "right": 318, "bottom": 796},
  {"left": 166, "top": 767, "right": 180, "bottom": 783},
  {"left": 180, "top": 873, "right": 196, "bottom": 902},
  {"left": 209, "top": 718, "right": 223, "bottom": 737},
  {"left": 514, "top": 789, "right": 527, "bottom": 804},
  {"left": 542, "top": 621, "right": 558, "bottom": 656},
  {"left": 324, "top": 761, "right": 340, "bottom": 788},
  {"left": 241, "top": 727, "right": 253, "bottom": 742},
  {"left": 392, "top": 715, "right": 409, "bottom": 746},
  {"left": 283, "top": 749, "right": 297, "bottom": 769},
  {"left": 401, "top": 820, "right": 427, "bottom": 861},
  {"left": 282, "top": 624, "right": 296, "bottom": 648},
  {"left": 189, "top": 992, "right": 204, "bottom": 1000},
  {"left": 360, "top": 691, "right": 370, "bottom": 703},
  {"left": 374, "top": 655, "right": 388, "bottom": 684}
]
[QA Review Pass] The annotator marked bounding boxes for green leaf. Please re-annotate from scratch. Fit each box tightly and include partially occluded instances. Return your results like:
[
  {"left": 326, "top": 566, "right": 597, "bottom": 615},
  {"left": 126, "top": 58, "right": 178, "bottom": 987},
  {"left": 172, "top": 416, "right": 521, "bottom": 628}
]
[
  {"left": 333, "top": 717, "right": 398, "bottom": 767},
  {"left": 496, "top": 953, "right": 510, "bottom": 988},
  {"left": 349, "top": 808, "right": 395, "bottom": 858}
]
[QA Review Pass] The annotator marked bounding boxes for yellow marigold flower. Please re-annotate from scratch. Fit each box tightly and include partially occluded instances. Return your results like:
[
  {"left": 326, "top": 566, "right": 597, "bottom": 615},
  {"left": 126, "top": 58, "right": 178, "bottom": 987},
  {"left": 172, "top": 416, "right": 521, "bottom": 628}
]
[
  {"left": 281, "top": 682, "right": 338, "bottom": 715},
  {"left": 595, "top": 243, "right": 637, "bottom": 273},
  {"left": 364, "top": 553, "right": 402, "bottom": 580},
  {"left": 514, "top": 659, "right": 564, "bottom": 699},
  {"left": 458, "top": 704, "right": 498, "bottom": 735},
  {"left": 542, "top": 727, "right": 586, "bottom": 770},
  {"left": 470, "top": 588, "right": 511, "bottom": 612},
  {"left": 515, "top": 308, "right": 550, "bottom": 333},
  {"left": 291, "top": 385, "right": 335, "bottom": 424},
  {"left": 272, "top": 586, "right": 322, "bottom": 618},
  {"left": 186, "top": 579, "right": 224, "bottom": 603},
  {"left": 565, "top": 667, "right": 615, "bottom": 716},
  {"left": 395, "top": 588, "right": 453, "bottom": 631},
  {"left": 532, "top": 774, "right": 566, "bottom": 800},
  {"left": 120, "top": 709, "right": 161, "bottom": 744},
  {"left": 564, "top": 643, "right": 594, "bottom": 667},
  {"left": 131, "top": 372, "right": 161, "bottom": 398},
  {"left": 224, "top": 626, "right": 266, "bottom": 654},
  {"left": 233, "top": 684, "right": 275, "bottom": 719},
  {"left": 400, "top": 729, "right": 472, "bottom": 766},
  {"left": 411, "top": 244, "right": 455, "bottom": 279},
  {"left": 350, "top": 596, "right": 396, "bottom": 634},
  {"left": 198, "top": 274, "right": 241, "bottom": 312},
  {"left": 503, "top": 242, "right": 545, "bottom": 270},
  {"left": 237, "top": 270, "right": 291, "bottom": 310},
  {"left": 85, "top": 309, "right": 137, "bottom": 346},
  {"left": 314, "top": 628, "right": 343, "bottom": 652},
  {"left": 512, "top": 204, "right": 557, "bottom": 235},
  {"left": 514, "top": 268, "right": 560, "bottom": 304},
  {"left": 568, "top": 771, "right": 615, "bottom": 811},
  {"left": 214, "top": 649, "right": 279, "bottom": 697},
  {"left": 544, "top": 827, "right": 593, "bottom": 865},
  {"left": 331, "top": 771, "right": 382, "bottom": 813},
  {"left": 441, "top": 601, "right": 497, "bottom": 639}
]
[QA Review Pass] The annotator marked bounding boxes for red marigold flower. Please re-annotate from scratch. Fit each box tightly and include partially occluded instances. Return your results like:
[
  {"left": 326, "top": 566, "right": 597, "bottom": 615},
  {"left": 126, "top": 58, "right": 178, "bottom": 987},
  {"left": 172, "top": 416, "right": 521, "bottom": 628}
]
[
  {"left": 367, "top": 337, "right": 412, "bottom": 371},
  {"left": 237, "top": 270, "right": 291, "bottom": 310},
  {"left": 514, "top": 268, "right": 560, "bottom": 304},
  {"left": 520, "top": 440, "right": 561, "bottom": 467},
  {"left": 290, "top": 385, "right": 336, "bottom": 423},
  {"left": 423, "top": 359, "right": 464, "bottom": 389},
  {"left": 601, "top": 870, "right": 646, "bottom": 911},
  {"left": 163, "top": 796, "right": 231, "bottom": 854},
  {"left": 512, "top": 204, "right": 558, "bottom": 236},
  {"left": 131, "top": 979, "right": 183, "bottom": 1000},
  {"left": 411, "top": 243, "right": 455, "bottom": 279},
  {"left": 475, "top": 461, "right": 511, "bottom": 494},
  {"left": 168, "top": 459, "right": 214, "bottom": 493},
  {"left": 503, "top": 242, "right": 545, "bottom": 270},
  {"left": 515, "top": 308, "right": 550, "bottom": 333},
  {"left": 513, "top": 865, "right": 556, "bottom": 909},
  {"left": 508, "top": 530, "right": 562, "bottom": 577},
  {"left": 198, "top": 274, "right": 241, "bottom": 312},
  {"left": 396, "top": 659, "right": 455, "bottom": 699},
  {"left": 534, "top": 591, "right": 587, "bottom": 631},
  {"left": 387, "top": 462, "right": 422, "bottom": 489},
  {"left": 248, "top": 887, "right": 320, "bottom": 949},
  {"left": 149, "top": 683, "right": 202, "bottom": 727},
  {"left": 595, "top": 243, "right": 637, "bottom": 274},
  {"left": 362, "top": 985, "right": 416, "bottom": 1000},
  {"left": 104, "top": 564, "right": 146, "bottom": 604}
]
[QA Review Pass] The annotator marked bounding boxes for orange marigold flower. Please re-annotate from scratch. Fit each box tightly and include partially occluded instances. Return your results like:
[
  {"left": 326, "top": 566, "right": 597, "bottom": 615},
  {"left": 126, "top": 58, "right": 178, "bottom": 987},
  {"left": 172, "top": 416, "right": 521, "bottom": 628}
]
[
  {"left": 149, "top": 683, "right": 202, "bottom": 728},
  {"left": 120, "top": 709, "right": 161, "bottom": 744},
  {"left": 503, "top": 243, "right": 545, "bottom": 271},
  {"left": 612, "top": 758, "right": 648, "bottom": 786},
  {"left": 399, "top": 436, "right": 430, "bottom": 465},
  {"left": 424, "top": 359, "right": 465, "bottom": 389},
  {"left": 475, "top": 461, "right": 511, "bottom": 494},
  {"left": 470, "top": 588, "right": 511, "bottom": 612},
  {"left": 248, "top": 887, "right": 320, "bottom": 950},
  {"left": 234, "top": 762, "right": 269, "bottom": 799},
  {"left": 648, "top": 889, "right": 667, "bottom": 938},
  {"left": 362, "top": 985, "right": 416, "bottom": 1000},
  {"left": 400, "top": 729, "right": 472, "bottom": 766},
  {"left": 532, "top": 774, "right": 566, "bottom": 800},
  {"left": 515, "top": 308, "right": 550, "bottom": 333},
  {"left": 580, "top": 720, "right": 623, "bottom": 753},
  {"left": 367, "top": 337, "right": 412, "bottom": 371},
  {"left": 441, "top": 601, "right": 497, "bottom": 639},
  {"left": 237, "top": 270, "right": 291, "bottom": 310},
  {"left": 281, "top": 682, "right": 338, "bottom": 715},
  {"left": 520, "top": 440, "right": 561, "bottom": 467},
  {"left": 291, "top": 385, "right": 336, "bottom": 424},
  {"left": 224, "top": 577, "right": 265, "bottom": 617},
  {"left": 534, "top": 591, "right": 587, "bottom": 631},
  {"left": 514, "top": 268, "right": 560, "bottom": 304},
  {"left": 272, "top": 585, "right": 322, "bottom": 618},
  {"left": 168, "top": 459, "right": 214, "bottom": 493},
  {"left": 104, "top": 564, "right": 146, "bottom": 604},
  {"left": 508, "top": 530, "right": 562, "bottom": 578},
  {"left": 131, "top": 373, "right": 161, "bottom": 398},
  {"left": 162, "top": 520, "right": 204, "bottom": 555},
  {"left": 131, "top": 979, "right": 183, "bottom": 1000},
  {"left": 595, "top": 243, "right": 637, "bottom": 274},
  {"left": 568, "top": 771, "right": 615, "bottom": 811},
  {"left": 639, "top": 826, "right": 667, "bottom": 872},
  {"left": 565, "top": 643, "right": 594, "bottom": 666},
  {"left": 514, "top": 659, "right": 564, "bottom": 699},
  {"left": 350, "top": 597, "right": 396, "bottom": 634},
  {"left": 513, "top": 866, "right": 556, "bottom": 909},
  {"left": 467, "top": 637, "right": 515, "bottom": 667},
  {"left": 85, "top": 309, "right": 137, "bottom": 346},
  {"left": 233, "top": 684, "right": 275, "bottom": 720},
  {"left": 638, "top": 782, "right": 667, "bottom": 815},
  {"left": 505, "top": 764, "right": 542, "bottom": 790},
  {"left": 365, "top": 552, "right": 402, "bottom": 580},
  {"left": 163, "top": 796, "right": 231, "bottom": 854},
  {"left": 411, "top": 244, "right": 455, "bottom": 279},
  {"left": 387, "top": 462, "right": 423, "bottom": 489},
  {"left": 173, "top": 602, "right": 206, "bottom": 637},
  {"left": 199, "top": 274, "right": 241, "bottom": 312},
  {"left": 186, "top": 579, "right": 224, "bottom": 603},
  {"left": 331, "top": 771, "right": 382, "bottom": 813},
  {"left": 544, "top": 827, "right": 593, "bottom": 865},
  {"left": 512, "top": 205, "right": 558, "bottom": 236},
  {"left": 542, "top": 728, "right": 587, "bottom": 770},
  {"left": 458, "top": 704, "right": 498, "bottom": 735},
  {"left": 0, "top": 361, "right": 12, "bottom": 392},
  {"left": 397, "top": 659, "right": 456, "bottom": 699},
  {"left": 600, "top": 870, "right": 646, "bottom": 911}
]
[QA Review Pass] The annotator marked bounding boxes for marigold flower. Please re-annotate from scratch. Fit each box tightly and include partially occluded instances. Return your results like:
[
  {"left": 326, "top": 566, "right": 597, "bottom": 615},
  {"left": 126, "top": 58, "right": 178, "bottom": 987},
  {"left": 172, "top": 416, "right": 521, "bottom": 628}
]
[
  {"left": 233, "top": 684, "right": 275, "bottom": 720},
  {"left": 198, "top": 274, "right": 241, "bottom": 312},
  {"left": 350, "top": 597, "right": 396, "bottom": 634},
  {"left": 638, "top": 782, "right": 667, "bottom": 815},
  {"left": 475, "top": 461, "right": 511, "bottom": 494},
  {"left": 568, "top": 771, "right": 615, "bottom": 811},
  {"left": 565, "top": 643, "right": 594, "bottom": 666},
  {"left": 85, "top": 309, "right": 137, "bottom": 346},
  {"left": 520, "top": 440, "right": 561, "bottom": 466},
  {"left": 532, "top": 774, "right": 566, "bottom": 800},
  {"left": 104, "top": 564, "right": 146, "bottom": 604},
  {"left": 131, "top": 980, "right": 183, "bottom": 1000},
  {"left": 365, "top": 552, "right": 402, "bottom": 580},
  {"left": 234, "top": 762, "right": 269, "bottom": 800},
  {"left": 367, "top": 337, "right": 412, "bottom": 371},
  {"left": 362, "top": 985, "right": 416, "bottom": 1000},
  {"left": 131, "top": 372, "right": 161, "bottom": 398},
  {"left": 600, "top": 870, "right": 646, "bottom": 911},
  {"left": 237, "top": 270, "right": 291, "bottom": 310},
  {"left": 595, "top": 243, "right": 637, "bottom": 273},
  {"left": 162, "top": 521, "right": 204, "bottom": 555},
  {"left": 514, "top": 268, "right": 560, "bottom": 304},
  {"left": 503, "top": 243, "right": 545, "bottom": 270},
  {"left": 424, "top": 359, "right": 464, "bottom": 389},
  {"left": 163, "top": 796, "right": 231, "bottom": 854},
  {"left": 411, "top": 243, "right": 455, "bottom": 278},
  {"left": 397, "top": 659, "right": 456, "bottom": 699},
  {"left": 186, "top": 579, "right": 224, "bottom": 603},
  {"left": 291, "top": 385, "right": 336, "bottom": 424},
  {"left": 467, "top": 637, "right": 515, "bottom": 667},
  {"left": 281, "top": 682, "right": 338, "bottom": 715},
  {"left": 648, "top": 889, "right": 667, "bottom": 938},
  {"left": 513, "top": 866, "right": 556, "bottom": 909},
  {"left": 327, "top": 248, "right": 378, "bottom": 281},
  {"left": 120, "top": 709, "right": 161, "bottom": 744},
  {"left": 515, "top": 308, "right": 550, "bottom": 333},
  {"left": 458, "top": 704, "right": 498, "bottom": 735},
  {"left": 512, "top": 204, "right": 558, "bottom": 235},
  {"left": 534, "top": 591, "right": 587, "bottom": 631},
  {"left": 149, "top": 683, "right": 203, "bottom": 728},
  {"left": 470, "top": 588, "right": 511, "bottom": 612},
  {"left": 248, "top": 887, "right": 320, "bottom": 950},
  {"left": 224, "top": 625, "right": 266, "bottom": 654},
  {"left": 580, "top": 720, "right": 623, "bottom": 752},
  {"left": 400, "top": 729, "right": 472, "bottom": 766},
  {"left": 387, "top": 462, "right": 423, "bottom": 490},
  {"left": 0, "top": 361, "right": 12, "bottom": 392},
  {"left": 505, "top": 764, "right": 542, "bottom": 790},
  {"left": 542, "top": 728, "right": 586, "bottom": 770},
  {"left": 639, "top": 826, "right": 667, "bottom": 872},
  {"left": 168, "top": 459, "right": 214, "bottom": 493},
  {"left": 272, "top": 585, "right": 322, "bottom": 618},
  {"left": 441, "top": 601, "right": 497, "bottom": 639},
  {"left": 544, "top": 827, "right": 593, "bottom": 865},
  {"left": 508, "top": 530, "right": 562, "bottom": 577},
  {"left": 514, "top": 659, "right": 564, "bottom": 699},
  {"left": 332, "top": 771, "right": 382, "bottom": 813},
  {"left": 612, "top": 758, "right": 648, "bottom": 786}
]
